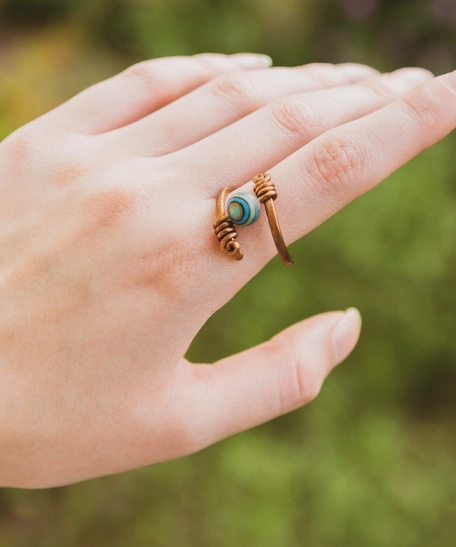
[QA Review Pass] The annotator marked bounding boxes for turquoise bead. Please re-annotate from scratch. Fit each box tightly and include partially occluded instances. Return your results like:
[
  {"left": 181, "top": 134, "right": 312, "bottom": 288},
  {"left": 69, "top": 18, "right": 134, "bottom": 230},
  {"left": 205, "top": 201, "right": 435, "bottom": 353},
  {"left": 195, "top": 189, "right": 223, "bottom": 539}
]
[{"left": 227, "top": 192, "right": 260, "bottom": 226}]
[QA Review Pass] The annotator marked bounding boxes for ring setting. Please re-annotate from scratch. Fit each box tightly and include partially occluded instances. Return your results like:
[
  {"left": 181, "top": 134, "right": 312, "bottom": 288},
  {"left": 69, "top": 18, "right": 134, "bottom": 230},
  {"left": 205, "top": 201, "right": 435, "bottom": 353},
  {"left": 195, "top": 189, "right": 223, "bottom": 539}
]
[
  {"left": 227, "top": 192, "right": 260, "bottom": 226},
  {"left": 213, "top": 173, "right": 293, "bottom": 266}
]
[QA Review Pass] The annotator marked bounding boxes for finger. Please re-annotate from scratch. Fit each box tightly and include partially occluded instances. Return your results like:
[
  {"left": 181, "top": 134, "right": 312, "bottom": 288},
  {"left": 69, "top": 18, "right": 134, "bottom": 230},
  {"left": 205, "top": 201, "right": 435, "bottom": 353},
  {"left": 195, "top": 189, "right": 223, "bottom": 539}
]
[
  {"left": 205, "top": 68, "right": 451, "bottom": 274},
  {"left": 44, "top": 53, "right": 273, "bottom": 135},
  {"left": 108, "top": 63, "right": 379, "bottom": 156},
  {"left": 187, "top": 67, "right": 433, "bottom": 194},
  {"left": 172, "top": 309, "right": 361, "bottom": 452}
]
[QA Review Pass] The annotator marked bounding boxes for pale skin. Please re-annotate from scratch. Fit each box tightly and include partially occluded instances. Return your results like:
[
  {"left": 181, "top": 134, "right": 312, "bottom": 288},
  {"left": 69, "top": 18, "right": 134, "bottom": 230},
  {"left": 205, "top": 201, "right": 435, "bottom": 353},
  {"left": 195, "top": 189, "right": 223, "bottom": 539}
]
[{"left": 0, "top": 52, "right": 453, "bottom": 488}]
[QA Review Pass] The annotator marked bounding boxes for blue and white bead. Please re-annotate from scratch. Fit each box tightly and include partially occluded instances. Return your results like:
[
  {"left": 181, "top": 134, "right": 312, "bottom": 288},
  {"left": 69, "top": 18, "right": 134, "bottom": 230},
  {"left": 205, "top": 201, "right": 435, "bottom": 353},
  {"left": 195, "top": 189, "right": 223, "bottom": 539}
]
[{"left": 227, "top": 192, "right": 260, "bottom": 226}]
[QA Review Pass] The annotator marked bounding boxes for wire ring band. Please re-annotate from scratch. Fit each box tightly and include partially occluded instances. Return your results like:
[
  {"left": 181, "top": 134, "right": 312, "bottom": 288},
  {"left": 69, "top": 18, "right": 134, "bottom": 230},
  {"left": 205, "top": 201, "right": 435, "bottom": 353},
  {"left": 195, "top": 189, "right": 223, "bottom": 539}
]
[
  {"left": 213, "top": 173, "right": 293, "bottom": 266},
  {"left": 253, "top": 173, "right": 293, "bottom": 266}
]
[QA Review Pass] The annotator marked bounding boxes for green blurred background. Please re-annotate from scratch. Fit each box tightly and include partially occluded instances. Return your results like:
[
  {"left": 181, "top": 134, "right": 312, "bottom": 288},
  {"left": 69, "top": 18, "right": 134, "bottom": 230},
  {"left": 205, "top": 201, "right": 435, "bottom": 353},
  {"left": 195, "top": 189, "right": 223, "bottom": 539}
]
[{"left": 1, "top": 0, "right": 456, "bottom": 545}]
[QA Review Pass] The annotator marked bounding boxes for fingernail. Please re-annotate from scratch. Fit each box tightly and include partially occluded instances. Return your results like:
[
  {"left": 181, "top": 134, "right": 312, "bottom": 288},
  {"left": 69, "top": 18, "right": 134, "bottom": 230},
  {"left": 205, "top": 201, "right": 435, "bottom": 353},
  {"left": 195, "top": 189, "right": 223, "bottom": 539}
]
[
  {"left": 392, "top": 67, "right": 434, "bottom": 87},
  {"left": 230, "top": 53, "right": 273, "bottom": 69},
  {"left": 337, "top": 63, "right": 380, "bottom": 80},
  {"left": 331, "top": 308, "right": 362, "bottom": 365}
]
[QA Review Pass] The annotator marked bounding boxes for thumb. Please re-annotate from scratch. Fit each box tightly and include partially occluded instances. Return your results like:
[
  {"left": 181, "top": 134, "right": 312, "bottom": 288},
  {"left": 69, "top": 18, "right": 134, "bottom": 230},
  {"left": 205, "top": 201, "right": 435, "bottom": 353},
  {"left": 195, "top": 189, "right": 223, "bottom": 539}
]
[{"left": 185, "top": 308, "right": 362, "bottom": 451}]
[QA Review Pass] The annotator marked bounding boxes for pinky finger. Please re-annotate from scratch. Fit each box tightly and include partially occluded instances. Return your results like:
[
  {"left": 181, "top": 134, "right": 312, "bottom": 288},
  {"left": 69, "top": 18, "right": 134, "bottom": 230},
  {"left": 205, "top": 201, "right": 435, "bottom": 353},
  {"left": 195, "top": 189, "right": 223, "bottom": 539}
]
[{"left": 44, "top": 53, "right": 272, "bottom": 136}]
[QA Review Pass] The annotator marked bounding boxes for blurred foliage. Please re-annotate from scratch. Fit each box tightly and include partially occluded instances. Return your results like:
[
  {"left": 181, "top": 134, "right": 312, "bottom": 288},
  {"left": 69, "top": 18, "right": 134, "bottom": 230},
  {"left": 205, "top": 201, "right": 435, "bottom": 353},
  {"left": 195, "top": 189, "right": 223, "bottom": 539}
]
[{"left": 0, "top": 0, "right": 456, "bottom": 545}]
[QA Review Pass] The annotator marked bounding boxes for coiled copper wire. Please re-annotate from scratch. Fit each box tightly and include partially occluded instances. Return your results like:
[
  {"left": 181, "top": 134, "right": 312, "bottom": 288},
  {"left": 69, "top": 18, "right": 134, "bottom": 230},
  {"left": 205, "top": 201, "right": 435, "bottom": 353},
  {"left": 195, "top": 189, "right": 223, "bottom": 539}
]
[
  {"left": 252, "top": 173, "right": 277, "bottom": 203},
  {"left": 213, "top": 187, "right": 243, "bottom": 260}
]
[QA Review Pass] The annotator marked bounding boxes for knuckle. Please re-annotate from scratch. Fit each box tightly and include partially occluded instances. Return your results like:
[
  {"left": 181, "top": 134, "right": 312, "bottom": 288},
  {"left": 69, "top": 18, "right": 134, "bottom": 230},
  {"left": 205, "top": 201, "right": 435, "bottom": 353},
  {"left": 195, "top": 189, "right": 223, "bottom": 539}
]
[
  {"left": 192, "top": 53, "right": 231, "bottom": 74},
  {"left": 361, "top": 76, "right": 396, "bottom": 101},
  {"left": 305, "top": 62, "right": 335, "bottom": 71},
  {"left": 270, "top": 96, "right": 323, "bottom": 141},
  {"left": 83, "top": 186, "right": 142, "bottom": 233},
  {"left": 304, "top": 64, "right": 341, "bottom": 86},
  {"left": 128, "top": 213, "right": 201, "bottom": 305},
  {"left": 3, "top": 127, "right": 92, "bottom": 188},
  {"left": 402, "top": 90, "right": 439, "bottom": 136},
  {"left": 288, "top": 354, "right": 322, "bottom": 408},
  {"left": 0, "top": 126, "right": 60, "bottom": 186},
  {"left": 211, "top": 72, "right": 260, "bottom": 107},
  {"left": 123, "top": 61, "right": 161, "bottom": 94},
  {"left": 53, "top": 160, "right": 90, "bottom": 187},
  {"left": 2, "top": 126, "right": 45, "bottom": 164},
  {"left": 307, "top": 136, "right": 361, "bottom": 196},
  {"left": 268, "top": 339, "right": 322, "bottom": 413}
]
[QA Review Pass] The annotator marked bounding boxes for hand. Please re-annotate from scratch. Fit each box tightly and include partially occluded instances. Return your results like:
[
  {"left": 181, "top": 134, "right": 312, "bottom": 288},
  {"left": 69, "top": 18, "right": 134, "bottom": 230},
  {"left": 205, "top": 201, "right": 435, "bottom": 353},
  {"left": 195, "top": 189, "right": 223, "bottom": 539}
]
[{"left": 0, "top": 53, "right": 444, "bottom": 487}]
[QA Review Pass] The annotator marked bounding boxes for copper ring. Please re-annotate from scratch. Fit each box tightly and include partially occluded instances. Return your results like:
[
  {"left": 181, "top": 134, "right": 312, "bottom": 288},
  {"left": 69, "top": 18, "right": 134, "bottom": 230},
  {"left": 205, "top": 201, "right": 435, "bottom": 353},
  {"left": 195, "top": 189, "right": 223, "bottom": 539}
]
[{"left": 213, "top": 173, "right": 293, "bottom": 266}]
